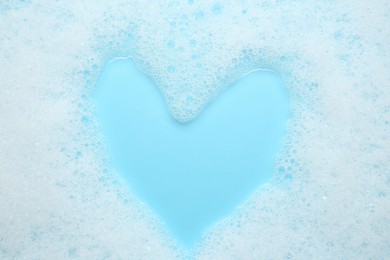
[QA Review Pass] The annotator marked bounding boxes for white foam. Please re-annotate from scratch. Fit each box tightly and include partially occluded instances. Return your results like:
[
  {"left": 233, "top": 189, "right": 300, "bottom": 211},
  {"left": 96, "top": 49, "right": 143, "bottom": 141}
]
[{"left": 0, "top": 0, "right": 389, "bottom": 258}]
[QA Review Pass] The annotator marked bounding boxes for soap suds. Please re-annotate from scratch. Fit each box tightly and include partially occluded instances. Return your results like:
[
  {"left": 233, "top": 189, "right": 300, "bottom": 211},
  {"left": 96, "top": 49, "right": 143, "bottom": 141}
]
[{"left": 0, "top": 0, "right": 389, "bottom": 259}]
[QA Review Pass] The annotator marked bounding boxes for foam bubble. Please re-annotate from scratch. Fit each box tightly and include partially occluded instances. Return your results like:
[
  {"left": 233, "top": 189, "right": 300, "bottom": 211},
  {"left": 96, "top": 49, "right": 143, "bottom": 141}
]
[{"left": 0, "top": 0, "right": 389, "bottom": 258}]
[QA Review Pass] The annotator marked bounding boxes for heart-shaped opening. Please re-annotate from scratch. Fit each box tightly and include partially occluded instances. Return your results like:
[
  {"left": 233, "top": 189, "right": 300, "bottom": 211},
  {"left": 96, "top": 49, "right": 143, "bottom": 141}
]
[{"left": 94, "top": 57, "right": 289, "bottom": 247}]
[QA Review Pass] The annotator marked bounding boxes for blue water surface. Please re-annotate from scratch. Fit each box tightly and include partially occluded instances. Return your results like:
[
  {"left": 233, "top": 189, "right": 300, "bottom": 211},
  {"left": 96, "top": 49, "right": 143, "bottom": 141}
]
[{"left": 94, "top": 58, "right": 289, "bottom": 247}]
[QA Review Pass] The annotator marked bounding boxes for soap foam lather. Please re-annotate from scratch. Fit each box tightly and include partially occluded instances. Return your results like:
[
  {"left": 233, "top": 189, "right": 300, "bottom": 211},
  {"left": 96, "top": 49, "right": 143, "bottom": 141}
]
[{"left": 0, "top": 0, "right": 389, "bottom": 259}]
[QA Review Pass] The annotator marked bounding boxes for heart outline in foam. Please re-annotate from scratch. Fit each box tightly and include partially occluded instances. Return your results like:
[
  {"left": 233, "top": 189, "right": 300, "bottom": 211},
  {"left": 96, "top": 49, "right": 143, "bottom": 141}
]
[{"left": 94, "top": 57, "right": 289, "bottom": 247}]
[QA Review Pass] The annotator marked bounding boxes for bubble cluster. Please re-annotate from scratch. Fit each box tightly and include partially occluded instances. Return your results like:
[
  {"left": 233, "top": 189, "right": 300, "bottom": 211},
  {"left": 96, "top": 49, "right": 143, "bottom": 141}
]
[{"left": 0, "top": 0, "right": 389, "bottom": 259}]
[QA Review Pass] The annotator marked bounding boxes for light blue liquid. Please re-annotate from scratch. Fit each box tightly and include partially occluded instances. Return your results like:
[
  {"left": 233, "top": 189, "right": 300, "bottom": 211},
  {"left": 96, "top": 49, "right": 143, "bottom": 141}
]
[{"left": 94, "top": 58, "right": 289, "bottom": 247}]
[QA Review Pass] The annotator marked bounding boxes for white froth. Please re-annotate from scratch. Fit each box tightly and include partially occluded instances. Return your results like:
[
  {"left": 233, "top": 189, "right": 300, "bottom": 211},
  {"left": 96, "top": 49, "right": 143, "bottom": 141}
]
[{"left": 0, "top": 0, "right": 389, "bottom": 259}]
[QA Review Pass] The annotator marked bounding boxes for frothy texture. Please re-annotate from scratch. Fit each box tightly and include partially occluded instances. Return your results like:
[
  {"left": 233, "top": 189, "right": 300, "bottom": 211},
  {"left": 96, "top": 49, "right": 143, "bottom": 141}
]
[{"left": 0, "top": 0, "right": 389, "bottom": 259}]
